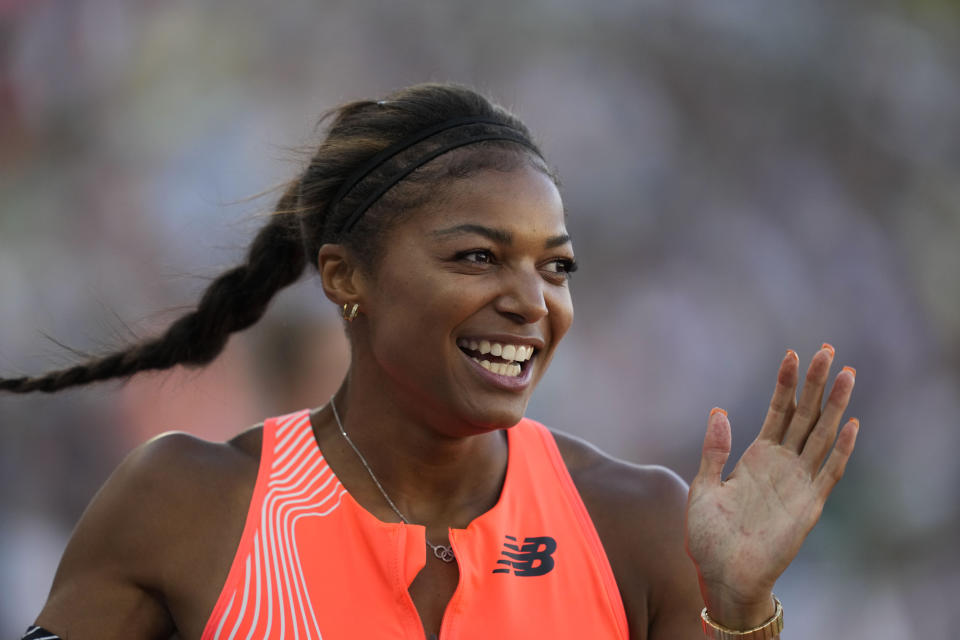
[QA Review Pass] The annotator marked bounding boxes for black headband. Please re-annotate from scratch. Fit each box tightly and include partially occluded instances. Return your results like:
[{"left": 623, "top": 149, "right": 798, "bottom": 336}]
[{"left": 331, "top": 116, "right": 541, "bottom": 235}]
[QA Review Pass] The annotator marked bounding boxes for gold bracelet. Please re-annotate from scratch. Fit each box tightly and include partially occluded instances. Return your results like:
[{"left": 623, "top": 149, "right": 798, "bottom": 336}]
[{"left": 701, "top": 596, "right": 783, "bottom": 640}]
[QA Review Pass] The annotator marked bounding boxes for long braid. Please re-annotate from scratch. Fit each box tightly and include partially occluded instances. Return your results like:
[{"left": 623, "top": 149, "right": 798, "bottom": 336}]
[{"left": 0, "top": 182, "right": 306, "bottom": 393}]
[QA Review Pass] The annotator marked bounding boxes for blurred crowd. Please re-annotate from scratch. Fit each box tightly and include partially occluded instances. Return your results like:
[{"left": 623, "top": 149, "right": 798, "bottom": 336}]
[{"left": 1, "top": 0, "right": 958, "bottom": 636}]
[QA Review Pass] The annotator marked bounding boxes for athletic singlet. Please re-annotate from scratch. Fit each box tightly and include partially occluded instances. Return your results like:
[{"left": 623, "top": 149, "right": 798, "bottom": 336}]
[{"left": 201, "top": 409, "right": 629, "bottom": 639}]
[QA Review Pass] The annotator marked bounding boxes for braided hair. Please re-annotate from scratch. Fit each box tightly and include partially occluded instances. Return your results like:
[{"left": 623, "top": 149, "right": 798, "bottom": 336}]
[{"left": 1, "top": 83, "right": 554, "bottom": 394}]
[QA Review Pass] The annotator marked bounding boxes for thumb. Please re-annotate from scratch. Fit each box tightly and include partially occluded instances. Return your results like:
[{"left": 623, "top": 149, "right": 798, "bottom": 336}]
[{"left": 696, "top": 407, "right": 732, "bottom": 486}]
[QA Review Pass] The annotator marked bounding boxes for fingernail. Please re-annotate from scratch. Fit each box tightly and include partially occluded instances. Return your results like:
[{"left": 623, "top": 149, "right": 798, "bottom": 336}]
[
  {"left": 848, "top": 417, "right": 860, "bottom": 428},
  {"left": 821, "top": 342, "right": 835, "bottom": 357},
  {"left": 785, "top": 348, "right": 798, "bottom": 362},
  {"left": 710, "top": 407, "right": 728, "bottom": 418},
  {"left": 842, "top": 365, "right": 856, "bottom": 378}
]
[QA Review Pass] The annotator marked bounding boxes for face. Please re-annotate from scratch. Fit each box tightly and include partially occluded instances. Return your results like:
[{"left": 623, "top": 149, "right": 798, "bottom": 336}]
[{"left": 358, "top": 163, "right": 575, "bottom": 434}]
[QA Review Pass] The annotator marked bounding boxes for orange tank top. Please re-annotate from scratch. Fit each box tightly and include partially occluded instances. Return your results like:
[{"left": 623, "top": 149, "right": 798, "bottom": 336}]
[{"left": 201, "top": 409, "right": 629, "bottom": 639}]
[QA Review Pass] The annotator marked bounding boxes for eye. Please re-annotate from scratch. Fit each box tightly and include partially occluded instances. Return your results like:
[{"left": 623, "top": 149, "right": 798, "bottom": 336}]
[
  {"left": 456, "top": 249, "right": 496, "bottom": 265},
  {"left": 543, "top": 258, "right": 578, "bottom": 279}
]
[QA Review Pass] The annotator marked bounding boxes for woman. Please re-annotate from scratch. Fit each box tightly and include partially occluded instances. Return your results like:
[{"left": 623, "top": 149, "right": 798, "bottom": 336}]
[{"left": 7, "top": 83, "right": 858, "bottom": 639}]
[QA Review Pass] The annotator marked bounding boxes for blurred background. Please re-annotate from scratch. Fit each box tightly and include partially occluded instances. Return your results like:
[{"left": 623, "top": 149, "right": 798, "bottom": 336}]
[{"left": 1, "top": 0, "right": 958, "bottom": 636}]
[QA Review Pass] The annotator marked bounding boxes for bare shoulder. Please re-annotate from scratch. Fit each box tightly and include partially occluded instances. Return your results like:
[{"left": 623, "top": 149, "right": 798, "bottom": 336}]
[
  {"left": 550, "top": 429, "right": 689, "bottom": 521},
  {"left": 35, "top": 426, "right": 263, "bottom": 638},
  {"left": 103, "top": 426, "right": 262, "bottom": 526},
  {"left": 136, "top": 426, "right": 258, "bottom": 481},
  {"left": 56, "top": 427, "right": 261, "bottom": 576},
  {"left": 550, "top": 429, "right": 702, "bottom": 639}
]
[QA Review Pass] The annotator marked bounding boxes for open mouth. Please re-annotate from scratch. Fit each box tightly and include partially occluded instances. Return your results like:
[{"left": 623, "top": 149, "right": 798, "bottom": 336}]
[{"left": 456, "top": 338, "right": 536, "bottom": 378}]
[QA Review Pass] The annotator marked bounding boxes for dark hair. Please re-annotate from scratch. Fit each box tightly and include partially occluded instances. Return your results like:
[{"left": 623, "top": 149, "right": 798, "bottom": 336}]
[{"left": 1, "top": 83, "right": 554, "bottom": 393}]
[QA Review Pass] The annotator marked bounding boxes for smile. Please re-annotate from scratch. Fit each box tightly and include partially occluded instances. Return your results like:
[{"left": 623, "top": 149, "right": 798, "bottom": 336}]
[{"left": 456, "top": 339, "right": 535, "bottom": 378}]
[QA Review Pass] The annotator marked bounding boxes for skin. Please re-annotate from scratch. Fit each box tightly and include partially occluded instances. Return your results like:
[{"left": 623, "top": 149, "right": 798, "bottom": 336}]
[{"left": 34, "top": 163, "right": 858, "bottom": 639}]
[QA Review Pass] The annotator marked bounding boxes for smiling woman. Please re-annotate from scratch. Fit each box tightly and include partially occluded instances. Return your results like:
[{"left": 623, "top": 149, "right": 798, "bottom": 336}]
[{"left": 2, "top": 83, "right": 858, "bottom": 639}]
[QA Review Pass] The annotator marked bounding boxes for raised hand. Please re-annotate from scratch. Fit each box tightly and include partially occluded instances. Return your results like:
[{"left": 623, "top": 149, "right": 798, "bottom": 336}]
[{"left": 684, "top": 345, "right": 859, "bottom": 629}]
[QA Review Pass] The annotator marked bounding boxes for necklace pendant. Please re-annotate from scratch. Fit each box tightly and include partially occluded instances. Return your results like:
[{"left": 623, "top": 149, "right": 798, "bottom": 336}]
[{"left": 433, "top": 544, "right": 456, "bottom": 563}]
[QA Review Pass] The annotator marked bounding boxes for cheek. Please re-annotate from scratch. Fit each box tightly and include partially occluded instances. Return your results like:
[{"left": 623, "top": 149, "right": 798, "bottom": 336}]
[
  {"left": 379, "top": 272, "right": 480, "bottom": 322},
  {"left": 367, "top": 272, "right": 475, "bottom": 363},
  {"left": 549, "top": 289, "right": 574, "bottom": 343}
]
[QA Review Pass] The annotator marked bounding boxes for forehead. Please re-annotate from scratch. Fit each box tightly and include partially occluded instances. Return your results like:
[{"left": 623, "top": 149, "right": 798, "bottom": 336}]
[{"left": 404, "top": 164, "right": 567, "bottom": 239}]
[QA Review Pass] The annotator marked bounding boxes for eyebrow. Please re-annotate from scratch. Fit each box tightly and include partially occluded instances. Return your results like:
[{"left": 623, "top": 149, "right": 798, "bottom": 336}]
[{"left": 431, "top": 224, "right": 571, "bottom": 249}]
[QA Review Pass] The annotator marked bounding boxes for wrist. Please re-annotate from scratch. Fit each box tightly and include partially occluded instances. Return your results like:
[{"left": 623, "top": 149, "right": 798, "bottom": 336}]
[
  {"left": 701, "top": 595, "right": 783, "bottom": 640},
  {"left": 700, "top": 588, "right": 776, "bottom": 630}
]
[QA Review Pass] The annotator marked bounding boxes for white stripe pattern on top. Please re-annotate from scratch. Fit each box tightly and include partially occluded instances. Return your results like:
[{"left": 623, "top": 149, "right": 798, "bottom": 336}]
[
  {"left": 212, "top": 411, "right": 347, "bottom": 640},
  {"left": 21, "top": 626, "right": 61, "bottom": 640}
]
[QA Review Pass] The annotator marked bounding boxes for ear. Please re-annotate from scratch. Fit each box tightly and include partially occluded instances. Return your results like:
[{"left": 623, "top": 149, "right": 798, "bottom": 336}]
[{"left": 318, "top": 244, "right": 367, "bottom": 309}]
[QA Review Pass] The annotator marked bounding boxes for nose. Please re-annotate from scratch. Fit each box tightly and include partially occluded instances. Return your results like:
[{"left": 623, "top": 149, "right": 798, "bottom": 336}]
[{"left": 494, "top": 266, "right": 549, "bottom": 324}]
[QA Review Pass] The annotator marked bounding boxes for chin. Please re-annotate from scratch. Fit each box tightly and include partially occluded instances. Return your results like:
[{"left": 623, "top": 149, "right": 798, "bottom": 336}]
[{"left": 457, "top": 397, "right": 529, "bottom": 433}]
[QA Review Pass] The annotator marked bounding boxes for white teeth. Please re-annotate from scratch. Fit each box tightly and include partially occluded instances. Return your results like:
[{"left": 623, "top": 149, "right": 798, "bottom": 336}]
[
  {"left": 459, "top": 339, "right": 535, "bottom": 364},
  {"left": 472, "top": 358, "right": 523, "bottom": 377},
  {"left": 495, "top": 362, "right": 520, "bottom": 377}
]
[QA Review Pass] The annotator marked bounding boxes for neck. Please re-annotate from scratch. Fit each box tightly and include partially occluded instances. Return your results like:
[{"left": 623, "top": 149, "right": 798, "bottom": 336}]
[{"left": 319, "top": 379, "right": 509, "bottom": 530}]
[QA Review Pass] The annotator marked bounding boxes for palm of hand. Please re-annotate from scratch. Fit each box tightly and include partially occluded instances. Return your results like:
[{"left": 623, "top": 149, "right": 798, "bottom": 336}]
[{"left": 685, "top": 347, "right": 859, "bottom": 612}]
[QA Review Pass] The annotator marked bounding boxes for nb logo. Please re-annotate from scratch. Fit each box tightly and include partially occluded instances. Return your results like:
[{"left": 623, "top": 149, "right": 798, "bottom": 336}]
[{"left": 492, "top": 535, "right": 557, "bottom": 576}]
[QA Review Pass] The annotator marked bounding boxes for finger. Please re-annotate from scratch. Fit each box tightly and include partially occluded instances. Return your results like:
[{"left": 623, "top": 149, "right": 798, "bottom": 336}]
[
  {"left": 782, "top": 343, "right": 835, "bottom": 453},
  {"left": 813, "top": 417, "right": 860, "bottom": 500},
  {"left": 800, "top": 366, "right": 856, "bottom": 473},
  {"left": 696, "top": 407, "right": 732, "bottom": 486},
  {"left": 757, "top": 349, "right": 799, "bottom": 443}
]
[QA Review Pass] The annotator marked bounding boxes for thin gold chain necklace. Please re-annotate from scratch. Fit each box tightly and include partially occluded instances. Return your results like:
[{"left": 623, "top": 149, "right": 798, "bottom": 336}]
[{"left": 329, "top": 396, "right": 456, "bottom": 563}]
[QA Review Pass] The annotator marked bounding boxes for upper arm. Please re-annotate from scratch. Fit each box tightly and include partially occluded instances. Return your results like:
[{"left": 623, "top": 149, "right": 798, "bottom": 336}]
[
  {"left": 34, "top": 432, "right": 216, "bottom": 639},
  {"left": 554, "top": 432, "right": 704, "bottom": 640},
  {"left": 637, "top": 467, "right": 705, "bottom": 640}
]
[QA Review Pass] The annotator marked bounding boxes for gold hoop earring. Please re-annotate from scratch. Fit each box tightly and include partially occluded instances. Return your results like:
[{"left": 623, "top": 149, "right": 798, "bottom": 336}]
[{"left": 342, "top": 303, "right": 360, "bottom": 322}]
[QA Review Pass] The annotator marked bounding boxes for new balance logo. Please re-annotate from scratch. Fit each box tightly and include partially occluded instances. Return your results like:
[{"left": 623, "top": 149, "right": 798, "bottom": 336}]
[{"left": 492, "top": 535, "right": 557, "bottom": 576}]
